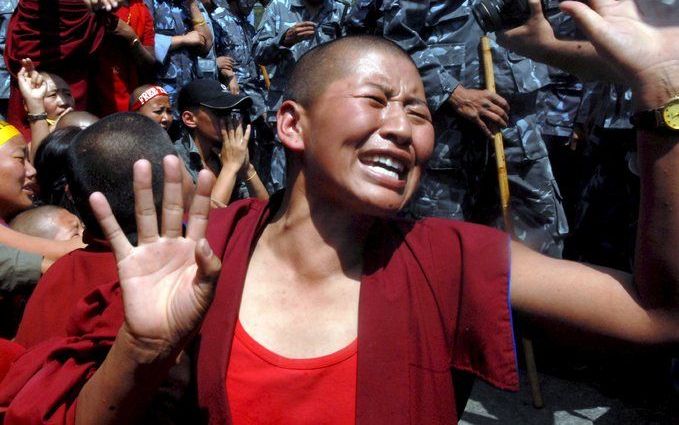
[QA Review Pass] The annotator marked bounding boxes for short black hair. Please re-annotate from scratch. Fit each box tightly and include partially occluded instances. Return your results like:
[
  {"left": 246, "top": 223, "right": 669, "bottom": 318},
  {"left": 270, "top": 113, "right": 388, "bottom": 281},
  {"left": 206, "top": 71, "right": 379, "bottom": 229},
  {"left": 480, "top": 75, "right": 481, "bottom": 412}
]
[
  {"left": 66, "top": 113, "right": 177, "bottom": 243},
  {"left": 283, "top": 35, "right": 416, "bottom": 108},
  {"left": 34, "top": 126, "right": 81, "bottom": 213}
]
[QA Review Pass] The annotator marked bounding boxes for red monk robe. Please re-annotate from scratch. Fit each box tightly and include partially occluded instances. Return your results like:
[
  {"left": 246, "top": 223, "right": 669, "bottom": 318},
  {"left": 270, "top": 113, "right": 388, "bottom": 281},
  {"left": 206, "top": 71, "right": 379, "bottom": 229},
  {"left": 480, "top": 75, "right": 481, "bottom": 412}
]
[
  {"left": 0, "top": 198, "right": 518, "bottom": 424},
  {"left": 4, "top": 0, "right": 115, "bottom": 138},
  {"left": 14, "top": 241, "right": 117, "bottom": 349}
]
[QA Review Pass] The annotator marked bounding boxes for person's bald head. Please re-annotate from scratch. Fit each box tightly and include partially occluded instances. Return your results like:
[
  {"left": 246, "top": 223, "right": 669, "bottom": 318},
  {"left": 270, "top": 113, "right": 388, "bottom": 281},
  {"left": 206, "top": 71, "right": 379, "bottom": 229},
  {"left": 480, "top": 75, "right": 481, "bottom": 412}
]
[
  {"left": 10, "top": 205, "right": 83, "bottom": 241},
  {"left": 55, "top": 111, "right": 99, "bottom": 130},
  {"left": 283, "top": 35, "right": 417, "bottom": 109}
]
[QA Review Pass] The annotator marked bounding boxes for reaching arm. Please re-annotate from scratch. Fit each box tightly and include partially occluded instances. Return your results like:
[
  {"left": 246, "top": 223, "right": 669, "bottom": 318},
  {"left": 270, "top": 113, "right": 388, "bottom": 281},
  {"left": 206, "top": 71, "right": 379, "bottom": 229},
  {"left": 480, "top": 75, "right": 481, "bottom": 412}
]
[
  {"left": 510, "top": 0, "right": 679, "bottom": 342},
  {"left": 496, "top": 0, "right": 623, "bottom": 82},
  {"left": 0, "top": 225, "right": 84, "bottom": 262},
  {"left": 109, "top": 18, "right": 156, "bottom": 70},
  {"left": 17, "top": 59, "right": 49, "bottom": 163}
]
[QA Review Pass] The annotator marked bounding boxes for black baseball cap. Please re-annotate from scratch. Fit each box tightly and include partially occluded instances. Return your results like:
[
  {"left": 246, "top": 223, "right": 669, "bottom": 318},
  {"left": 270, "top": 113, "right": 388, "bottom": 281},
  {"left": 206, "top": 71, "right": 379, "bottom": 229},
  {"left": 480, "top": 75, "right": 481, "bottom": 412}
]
[{"left": 177, "top": 78, "right": 252, "bottom": 113}]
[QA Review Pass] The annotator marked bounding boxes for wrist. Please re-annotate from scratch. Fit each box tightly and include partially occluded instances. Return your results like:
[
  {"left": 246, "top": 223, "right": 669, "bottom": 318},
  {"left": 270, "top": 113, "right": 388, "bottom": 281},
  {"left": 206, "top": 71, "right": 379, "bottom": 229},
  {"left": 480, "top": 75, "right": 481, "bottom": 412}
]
[
  {"left": 633, "top": 61, "right": 679, "bottom": 111},
  {"left": 118, "top": 323, "right": 182, "bottom": 366}
]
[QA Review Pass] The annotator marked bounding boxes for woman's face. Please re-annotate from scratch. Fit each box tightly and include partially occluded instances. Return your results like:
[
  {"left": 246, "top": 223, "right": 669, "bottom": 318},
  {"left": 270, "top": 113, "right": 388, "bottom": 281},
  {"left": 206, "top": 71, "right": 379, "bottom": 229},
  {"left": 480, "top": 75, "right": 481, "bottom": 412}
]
[
  {"left": 42, "top": 73, "right": 75, "bottom": 121},
  {"left": 0, "top": 136, "right": 37, "bottom": 220}
]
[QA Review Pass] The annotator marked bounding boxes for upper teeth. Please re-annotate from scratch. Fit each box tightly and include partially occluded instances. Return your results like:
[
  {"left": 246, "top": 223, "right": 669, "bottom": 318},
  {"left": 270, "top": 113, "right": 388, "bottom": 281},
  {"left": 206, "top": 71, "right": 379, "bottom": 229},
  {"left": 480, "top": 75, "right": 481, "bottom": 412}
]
[{"left": 366, "top": 155, "right": 405, "bottom": 173}]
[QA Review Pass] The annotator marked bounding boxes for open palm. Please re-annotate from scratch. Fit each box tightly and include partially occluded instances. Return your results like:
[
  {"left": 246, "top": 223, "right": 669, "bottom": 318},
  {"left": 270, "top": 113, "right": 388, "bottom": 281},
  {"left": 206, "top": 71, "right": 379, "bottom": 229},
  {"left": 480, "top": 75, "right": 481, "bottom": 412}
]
[
  {"left": 90, "top": 156, "right": 221, "bottom": 347},
  {"left": 562, "top": 0, "right": 679, "bottom": 86}
]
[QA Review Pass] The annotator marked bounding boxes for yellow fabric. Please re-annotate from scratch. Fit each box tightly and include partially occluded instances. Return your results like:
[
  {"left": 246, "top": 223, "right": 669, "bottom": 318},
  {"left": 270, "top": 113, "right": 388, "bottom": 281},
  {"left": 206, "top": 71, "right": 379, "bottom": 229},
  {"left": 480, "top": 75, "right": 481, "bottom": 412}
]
[{"left": 0, "top": 121, "right": 20, "bottom": 147}]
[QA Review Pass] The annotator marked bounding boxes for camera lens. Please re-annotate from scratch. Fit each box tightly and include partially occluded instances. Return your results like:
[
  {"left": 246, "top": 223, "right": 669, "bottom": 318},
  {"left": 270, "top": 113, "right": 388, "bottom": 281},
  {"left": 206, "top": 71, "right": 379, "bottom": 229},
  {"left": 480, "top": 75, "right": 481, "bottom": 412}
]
[{"left": 472, "top": 0, "right": 534, "bottom": 33}]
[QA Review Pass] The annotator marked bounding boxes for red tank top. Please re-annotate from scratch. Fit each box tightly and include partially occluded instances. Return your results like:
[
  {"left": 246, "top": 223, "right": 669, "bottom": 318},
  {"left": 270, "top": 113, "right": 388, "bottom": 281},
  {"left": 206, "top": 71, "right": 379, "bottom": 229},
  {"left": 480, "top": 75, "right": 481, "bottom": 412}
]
[{"left": 226, "top": 321, "right": 357, "bottom": 424}]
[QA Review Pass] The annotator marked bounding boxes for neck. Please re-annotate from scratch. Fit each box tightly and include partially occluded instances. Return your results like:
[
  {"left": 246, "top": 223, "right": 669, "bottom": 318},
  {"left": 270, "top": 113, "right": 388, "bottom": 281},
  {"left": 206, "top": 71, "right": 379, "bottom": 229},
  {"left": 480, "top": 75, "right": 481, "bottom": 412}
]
[
  {"left": 227, "top": 1, "right": 241, "bottom": 16},
  {"left": 262, "top": 173, "right": 374, "bottom": 283},
  {"left": 190, "top": 131, "right": 220, "bottom": 174}
]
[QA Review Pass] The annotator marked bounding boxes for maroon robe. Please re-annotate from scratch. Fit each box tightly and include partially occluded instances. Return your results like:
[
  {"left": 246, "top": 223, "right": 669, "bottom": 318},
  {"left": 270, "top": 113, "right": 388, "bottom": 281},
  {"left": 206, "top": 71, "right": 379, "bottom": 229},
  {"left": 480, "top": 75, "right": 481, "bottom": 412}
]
[
  {"left": 14, "top": 243, "right": 117, "bottom": 349},
  {"left": 0, "top": 197, "right": 517, "bottom": 423},
  {"left": 4, "top": 0, "right": 115, "bottom": 137}
]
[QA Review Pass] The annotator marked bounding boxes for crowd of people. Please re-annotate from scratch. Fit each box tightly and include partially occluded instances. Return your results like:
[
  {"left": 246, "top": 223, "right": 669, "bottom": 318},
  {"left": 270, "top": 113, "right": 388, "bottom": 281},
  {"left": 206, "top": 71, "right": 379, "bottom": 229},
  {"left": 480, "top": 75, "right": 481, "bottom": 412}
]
[{"left": 0, "top": 0, "right": 677, "bottom": 423}]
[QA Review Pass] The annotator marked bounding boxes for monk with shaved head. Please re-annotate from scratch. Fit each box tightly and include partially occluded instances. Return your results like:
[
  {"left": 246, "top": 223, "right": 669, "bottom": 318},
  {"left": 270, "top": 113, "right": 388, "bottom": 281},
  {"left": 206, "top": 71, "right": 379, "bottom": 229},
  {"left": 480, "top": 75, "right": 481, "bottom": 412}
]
[
  {"left": 10, "top": 205, "right": 83, "bottom": 242},
  {"left": 2, "top": 14, "right": 679, "bottom": 424}
]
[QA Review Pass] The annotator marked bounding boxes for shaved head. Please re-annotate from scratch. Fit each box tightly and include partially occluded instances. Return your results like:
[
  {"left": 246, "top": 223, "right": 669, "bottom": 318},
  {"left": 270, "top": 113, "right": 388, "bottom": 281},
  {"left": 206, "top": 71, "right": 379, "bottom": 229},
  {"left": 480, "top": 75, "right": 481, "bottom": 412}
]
[
  {"left": 10, "top": 205, "right": 83, "bottom": 241},
  {"left": 283, "top": 35, "right": 417, "bottom": 108},
  {"left": 55, "top": 111, "right": 99, "bottom": 130}
]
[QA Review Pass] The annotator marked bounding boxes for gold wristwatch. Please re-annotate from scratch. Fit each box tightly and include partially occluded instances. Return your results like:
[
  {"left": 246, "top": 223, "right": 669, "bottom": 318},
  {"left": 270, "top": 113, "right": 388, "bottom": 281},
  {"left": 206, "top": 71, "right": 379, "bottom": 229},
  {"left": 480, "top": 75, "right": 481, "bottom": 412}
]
[{"left": 630, "top": 96, "right": 679, "bottom": 132}]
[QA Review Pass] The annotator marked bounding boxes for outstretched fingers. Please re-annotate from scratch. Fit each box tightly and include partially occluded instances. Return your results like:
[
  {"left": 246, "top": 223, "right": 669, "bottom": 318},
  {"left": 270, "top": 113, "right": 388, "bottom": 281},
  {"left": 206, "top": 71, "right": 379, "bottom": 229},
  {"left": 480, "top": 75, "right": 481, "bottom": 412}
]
[
  {"left": 133, "top": 159, "right": 160, "bottom": 244},
  {"left": 560, "top": 1, "right": 608, "bottom": 44},
  {"left": 193, "top": 239, "right": 221, "bottom": 303},
  {"left": 186, "top": 170, "right": 216, "bottom": 242},
  {"left": 90, "top": 192, "right": 134, "bottom": 261},
  {"left": 161, "top": 155, "right": 185, "bottom": 238}
]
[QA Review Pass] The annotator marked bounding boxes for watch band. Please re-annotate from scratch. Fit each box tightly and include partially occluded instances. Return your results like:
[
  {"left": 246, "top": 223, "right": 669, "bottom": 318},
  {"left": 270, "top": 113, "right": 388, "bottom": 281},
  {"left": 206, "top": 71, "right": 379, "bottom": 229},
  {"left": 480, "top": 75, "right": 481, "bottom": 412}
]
[
  {"left": 630, "top": 109, "right": 660, "bottom": 129},
  {"left": 26, "top": 112, "right": 48, "bottom": 123}
]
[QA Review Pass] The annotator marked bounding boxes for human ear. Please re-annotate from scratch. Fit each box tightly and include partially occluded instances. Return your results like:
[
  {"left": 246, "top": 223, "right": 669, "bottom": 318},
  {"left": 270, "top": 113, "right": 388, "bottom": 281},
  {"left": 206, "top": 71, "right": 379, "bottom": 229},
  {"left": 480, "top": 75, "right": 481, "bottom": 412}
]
[
  {"left": 181, "top": 110, "right": 197, "bottom": 129},
  {"left": 276, "top": 100, "right": 305, "bottom": 154}
]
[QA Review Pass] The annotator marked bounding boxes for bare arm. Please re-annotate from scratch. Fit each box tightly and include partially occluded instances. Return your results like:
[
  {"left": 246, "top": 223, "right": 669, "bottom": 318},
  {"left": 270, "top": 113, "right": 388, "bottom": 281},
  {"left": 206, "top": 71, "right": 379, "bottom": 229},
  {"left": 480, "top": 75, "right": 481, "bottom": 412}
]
[
  {"left": 243, "top": 164, "right": 269, "bottom": 201},
  {"left": 17, "top": 59, "right": 49, "bottom": 163},
  {"left": 510, "top": 0, "right": 679, "bottom": 342},
  {"left": 496, "top": 0, "right": 622, "bottom": 82},
  {"left": 0, "top": 225, "right": 84, "bottom": 261},
  {"left": 185, "top": 0, "right": 212, "bottom": 56},
  {"left": 110, "top": 19, "right": 156, "bottom": 70},
  {"left": 510, "top": 242, "right": 679, "bottom": 344}
]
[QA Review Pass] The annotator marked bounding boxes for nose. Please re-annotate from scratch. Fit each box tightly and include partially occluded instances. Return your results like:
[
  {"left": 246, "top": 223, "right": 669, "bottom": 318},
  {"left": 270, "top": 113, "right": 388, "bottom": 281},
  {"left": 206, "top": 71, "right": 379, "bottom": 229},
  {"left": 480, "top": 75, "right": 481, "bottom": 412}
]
[
  {"left": 379, "top": 102, "right": 412, "bottom": 147},
  {"left": 25, "top": 159, "right": 36, "bottom": 180}
]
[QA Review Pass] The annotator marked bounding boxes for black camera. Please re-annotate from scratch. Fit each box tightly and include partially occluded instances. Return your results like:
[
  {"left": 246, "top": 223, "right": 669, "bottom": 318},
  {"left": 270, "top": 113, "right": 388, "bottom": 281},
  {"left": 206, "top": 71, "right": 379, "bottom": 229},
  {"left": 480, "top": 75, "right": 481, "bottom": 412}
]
[{"left": 472, "top": 0, "right": 546, "bottom": 33}]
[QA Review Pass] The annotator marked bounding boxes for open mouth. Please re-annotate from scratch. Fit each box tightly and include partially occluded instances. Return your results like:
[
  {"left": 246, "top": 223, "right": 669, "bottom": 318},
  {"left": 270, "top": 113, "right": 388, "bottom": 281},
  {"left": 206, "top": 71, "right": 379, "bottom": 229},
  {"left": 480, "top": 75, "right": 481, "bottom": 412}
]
[
  {"left": 22, "top": 182, "right": 38, "bottom": 199},
  {"left": 361, "top": 154, "right": 408, "bottom": 180}
]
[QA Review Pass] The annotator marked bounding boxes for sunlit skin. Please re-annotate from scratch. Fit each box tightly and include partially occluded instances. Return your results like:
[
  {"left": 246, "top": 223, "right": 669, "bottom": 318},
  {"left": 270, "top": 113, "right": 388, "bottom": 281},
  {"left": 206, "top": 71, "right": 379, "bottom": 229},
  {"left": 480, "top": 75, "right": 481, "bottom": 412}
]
[
  {"left": 0, "top": 136, "right": 37, "bottom": 221},
  {"left": 51, "top": 209, "right": 85, "bottom": 241},
  {"left": 42, "top": 73, "right": 75, "bottom": 121},
  {"left": 137, "top": 96, "right": 174, "bottom": 131},
  {"left": 288, "top": 50, "right": 435, "bottom": 218}
]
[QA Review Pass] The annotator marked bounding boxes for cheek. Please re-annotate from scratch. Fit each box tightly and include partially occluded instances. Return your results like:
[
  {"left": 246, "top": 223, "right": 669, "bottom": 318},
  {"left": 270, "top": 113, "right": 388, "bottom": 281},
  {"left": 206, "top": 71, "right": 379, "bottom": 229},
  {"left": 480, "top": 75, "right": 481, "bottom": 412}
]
[
  {"left": 43, "top": 98, "right": 58, "bottom": 116},
  {"left": 414, "top": 126, "right": 435, "bottom": 164}
]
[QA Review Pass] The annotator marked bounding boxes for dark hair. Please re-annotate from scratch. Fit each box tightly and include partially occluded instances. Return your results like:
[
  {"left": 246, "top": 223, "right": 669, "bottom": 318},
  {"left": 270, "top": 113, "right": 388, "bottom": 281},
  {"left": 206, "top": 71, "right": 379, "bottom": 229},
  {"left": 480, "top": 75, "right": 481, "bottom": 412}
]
[
  {"left": 34, "top": 126, "right": 81, "bottom": 213},
  {"left": 283, "top": 35, "right": 416, "bottom": 108},
  {"left": 66, "top": 113, "right": 177, "bottom": 242}
]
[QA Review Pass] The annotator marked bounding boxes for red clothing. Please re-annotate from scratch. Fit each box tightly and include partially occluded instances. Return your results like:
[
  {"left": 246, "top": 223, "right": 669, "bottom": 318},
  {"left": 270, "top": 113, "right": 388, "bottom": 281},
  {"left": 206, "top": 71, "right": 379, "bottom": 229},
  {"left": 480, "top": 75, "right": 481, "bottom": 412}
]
[
  {"left": 0, "top": 340, "right": 24, "bottom": 384},
  {"left": 91, "top": 1, "right": 155, "bottom": 116},
  {"left": 227, "top": 321, "right": 357, "bottom": 425},
  {"left": 14, "top": 244, "right": 117, "bottom": 349},
  {"left": 4, "top": 0, "right": 114, "bottom": 138},
  {"left": 0, "top": 197, "right": 517, "bottom": 424}
]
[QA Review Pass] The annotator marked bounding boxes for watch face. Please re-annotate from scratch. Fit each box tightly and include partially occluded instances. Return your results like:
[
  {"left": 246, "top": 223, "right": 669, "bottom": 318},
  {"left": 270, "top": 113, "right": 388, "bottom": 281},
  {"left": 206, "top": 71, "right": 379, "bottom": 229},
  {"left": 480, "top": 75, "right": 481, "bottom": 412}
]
[{"left": 662, "top": 97, "right": 679, "bottom": 130}]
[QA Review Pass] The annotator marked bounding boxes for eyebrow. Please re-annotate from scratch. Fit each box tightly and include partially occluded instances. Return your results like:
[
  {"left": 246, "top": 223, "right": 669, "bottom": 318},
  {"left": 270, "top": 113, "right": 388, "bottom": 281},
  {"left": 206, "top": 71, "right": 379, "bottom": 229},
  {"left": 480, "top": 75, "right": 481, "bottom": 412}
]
[{"left": 362, "top": 82, "right": 428, "bottom": 108}]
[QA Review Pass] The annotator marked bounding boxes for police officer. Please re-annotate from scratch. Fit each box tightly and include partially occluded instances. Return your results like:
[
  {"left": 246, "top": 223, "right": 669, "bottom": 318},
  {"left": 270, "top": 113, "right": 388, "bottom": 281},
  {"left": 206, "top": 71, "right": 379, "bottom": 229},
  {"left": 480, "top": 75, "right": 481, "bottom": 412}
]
[
  {"left": 253, "top": 0, "right": 349, "bottom": 191},
  {"left": 143, "top": 0, "right": 215, "bottom": 108},
  {"left": 204, "top": 0, "right": 277, "bottom": 193},
  {"left": 382, "top": 0, "right": 567, "bottom": 257}
]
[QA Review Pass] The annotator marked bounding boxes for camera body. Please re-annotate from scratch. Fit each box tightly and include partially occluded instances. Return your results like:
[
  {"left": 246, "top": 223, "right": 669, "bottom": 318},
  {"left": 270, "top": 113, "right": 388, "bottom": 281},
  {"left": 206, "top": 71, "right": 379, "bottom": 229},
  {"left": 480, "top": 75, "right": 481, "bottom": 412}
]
[{"left": 472, "top": 0, "right": 547, "bottom": 33}]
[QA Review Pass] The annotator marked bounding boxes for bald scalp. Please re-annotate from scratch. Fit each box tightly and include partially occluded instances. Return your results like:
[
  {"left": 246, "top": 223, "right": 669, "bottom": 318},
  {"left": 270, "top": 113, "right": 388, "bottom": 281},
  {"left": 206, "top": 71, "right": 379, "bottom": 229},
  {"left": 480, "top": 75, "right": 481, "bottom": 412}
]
[
  {"left": 10, "top": 205, "right": 71, "bottom": 240},
  {"left": 55, "top": 111, "right": 99, "bottom": 130},
  {"left": 283, "top": 36, "right": 417, "bottom": 108}
]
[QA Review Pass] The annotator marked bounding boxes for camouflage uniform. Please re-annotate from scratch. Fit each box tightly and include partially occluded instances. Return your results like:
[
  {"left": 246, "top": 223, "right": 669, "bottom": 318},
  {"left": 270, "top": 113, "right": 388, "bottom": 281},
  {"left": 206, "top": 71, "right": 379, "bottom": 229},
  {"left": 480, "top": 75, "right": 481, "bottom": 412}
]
[
  {"left": 568, "top": 82, "right": 637, "bottom": 270},
  {"left": 0, "top": 0, "right": 17, "bottom": 119},
  {"left": 253, "top": 0, "right": 348, "bottom": 192},
  {"left": 345, "top": 0, "right": 385, "bottom": 35},
  {"left": 210, "top": 2, "right": 277, "bottom": 193},
  {"left": 253, "top": 0, "right": 349, "bottom": 117},
  {"left": 536, "top": 1, "right": 584, "bottom": 142},
  {"left": 383, "top": 0, "right": 567, "bottom": 256},
  {"left": 144, "top": 0, "right": 216, "bottom": 108}
]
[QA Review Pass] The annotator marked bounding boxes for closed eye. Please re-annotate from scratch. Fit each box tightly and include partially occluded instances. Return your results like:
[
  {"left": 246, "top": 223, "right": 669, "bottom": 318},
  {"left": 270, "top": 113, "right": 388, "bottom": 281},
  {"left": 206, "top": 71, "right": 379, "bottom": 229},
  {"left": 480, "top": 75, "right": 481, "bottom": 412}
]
[{"left": 363, "top": 95, "right": 387, "bottom": 107}]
